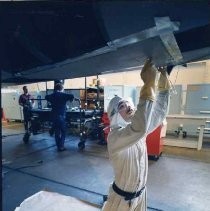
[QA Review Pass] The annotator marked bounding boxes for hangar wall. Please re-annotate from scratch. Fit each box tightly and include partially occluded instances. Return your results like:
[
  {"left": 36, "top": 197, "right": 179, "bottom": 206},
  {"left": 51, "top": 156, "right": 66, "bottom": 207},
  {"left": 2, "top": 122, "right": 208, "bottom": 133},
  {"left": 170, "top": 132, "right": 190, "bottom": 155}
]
[{"left": 102, "top": 61, "right": 210, "bottom": 87}]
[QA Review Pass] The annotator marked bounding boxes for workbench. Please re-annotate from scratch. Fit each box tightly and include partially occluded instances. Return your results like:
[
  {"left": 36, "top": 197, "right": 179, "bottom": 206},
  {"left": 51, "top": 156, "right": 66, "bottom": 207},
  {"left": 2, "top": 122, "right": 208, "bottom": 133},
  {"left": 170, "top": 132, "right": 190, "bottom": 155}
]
[
  {"left": 24, "top": 108, "right": 103, "bottom": 149},
  {"left": 165, "top": 115, "right": 208, "bottom": 150},
  {"left": 30, "top": 108, "right": 101, "bottom": 128}
]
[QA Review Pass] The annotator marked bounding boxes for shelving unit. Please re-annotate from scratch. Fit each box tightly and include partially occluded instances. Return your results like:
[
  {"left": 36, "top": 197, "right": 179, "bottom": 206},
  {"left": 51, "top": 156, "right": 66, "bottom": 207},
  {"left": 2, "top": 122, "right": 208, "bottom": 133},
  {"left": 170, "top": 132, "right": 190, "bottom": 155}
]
[{"left": 80, "top": 87, "right": 104, "bottom": 110}]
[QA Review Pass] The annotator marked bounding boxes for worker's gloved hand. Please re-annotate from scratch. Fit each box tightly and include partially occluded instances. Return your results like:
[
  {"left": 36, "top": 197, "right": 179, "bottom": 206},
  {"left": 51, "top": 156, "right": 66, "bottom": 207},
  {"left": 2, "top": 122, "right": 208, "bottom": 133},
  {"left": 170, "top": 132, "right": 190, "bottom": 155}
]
[
  {"left": 157, "top": 66, "right": 171, "bottom": 91},
  {"left": 140, "top": 58, "right": 157, "bottom": 101}
]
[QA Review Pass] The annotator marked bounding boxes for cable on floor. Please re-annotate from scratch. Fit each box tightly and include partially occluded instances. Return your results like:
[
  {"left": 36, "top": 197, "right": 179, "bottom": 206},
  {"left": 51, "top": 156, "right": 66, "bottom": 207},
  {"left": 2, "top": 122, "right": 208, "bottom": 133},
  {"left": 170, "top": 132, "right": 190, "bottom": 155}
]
[
  {"left": 2, "top": 133, "right": 26, "bottom": 138},
  {"left": 3, "top": 160, "right": 44, "bottom": 175}
]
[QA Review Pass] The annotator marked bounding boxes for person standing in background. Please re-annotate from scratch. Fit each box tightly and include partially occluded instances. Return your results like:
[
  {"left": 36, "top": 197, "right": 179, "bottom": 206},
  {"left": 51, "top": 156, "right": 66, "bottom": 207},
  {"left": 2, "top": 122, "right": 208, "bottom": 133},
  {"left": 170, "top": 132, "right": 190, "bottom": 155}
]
[
  {"left": 45, "top": 83, "right": 75, "bottom": 152},
  {"left": 19, "top": 86, "right": 34, "bottom": 133}
]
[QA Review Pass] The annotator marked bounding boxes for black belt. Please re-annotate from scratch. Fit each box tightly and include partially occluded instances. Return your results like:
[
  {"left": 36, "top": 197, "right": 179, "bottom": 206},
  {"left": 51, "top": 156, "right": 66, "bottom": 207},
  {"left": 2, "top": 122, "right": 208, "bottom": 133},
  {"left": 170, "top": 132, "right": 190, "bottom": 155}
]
[{"left": 112, "top": 182, "right": 145, "bottom": 201}]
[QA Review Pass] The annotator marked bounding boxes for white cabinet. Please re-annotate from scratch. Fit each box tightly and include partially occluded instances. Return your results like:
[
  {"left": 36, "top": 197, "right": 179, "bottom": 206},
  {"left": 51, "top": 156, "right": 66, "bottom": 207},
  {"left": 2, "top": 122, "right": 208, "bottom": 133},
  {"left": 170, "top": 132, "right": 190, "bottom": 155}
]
[
  {"left": 1, "top": 91, "right": 23, "bottom": 121},
  {"left": 104, "top": 85, "right": 136, "bottom": 112}
]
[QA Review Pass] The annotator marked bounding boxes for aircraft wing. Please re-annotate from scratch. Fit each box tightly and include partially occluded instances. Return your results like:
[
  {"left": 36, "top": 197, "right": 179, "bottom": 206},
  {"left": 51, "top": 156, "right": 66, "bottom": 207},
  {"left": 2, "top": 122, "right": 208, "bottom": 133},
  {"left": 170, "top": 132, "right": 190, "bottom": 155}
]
[{"left": 1, "top": 1, "right": 210, "bottom": 83}]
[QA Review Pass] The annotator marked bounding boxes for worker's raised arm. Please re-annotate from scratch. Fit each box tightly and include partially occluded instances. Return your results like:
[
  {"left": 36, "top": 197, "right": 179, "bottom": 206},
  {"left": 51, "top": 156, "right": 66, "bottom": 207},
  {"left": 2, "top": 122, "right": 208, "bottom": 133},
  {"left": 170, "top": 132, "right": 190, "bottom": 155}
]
[
  {"left": 108, "top": 59, "right": 158, "bottom": 153},
  {"left": 139, "top": 58, "right": 157, "bottom": 101},
  {"left": 128, "top": 59, "right": 157, "bottom": 132},
  {"left": 146, "top": 67, "right": 171, "bottom": 134}
]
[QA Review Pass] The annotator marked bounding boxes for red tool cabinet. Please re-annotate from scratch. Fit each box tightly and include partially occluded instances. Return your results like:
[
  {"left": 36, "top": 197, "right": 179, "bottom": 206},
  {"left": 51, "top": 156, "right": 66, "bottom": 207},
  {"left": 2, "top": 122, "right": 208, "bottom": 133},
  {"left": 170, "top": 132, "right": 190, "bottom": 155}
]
[
  {"left": 146, "top": 125, "right": 163, "bottom": 160},
  {"left": 101, "top": 113, "right": 110, "bottom": 142}
]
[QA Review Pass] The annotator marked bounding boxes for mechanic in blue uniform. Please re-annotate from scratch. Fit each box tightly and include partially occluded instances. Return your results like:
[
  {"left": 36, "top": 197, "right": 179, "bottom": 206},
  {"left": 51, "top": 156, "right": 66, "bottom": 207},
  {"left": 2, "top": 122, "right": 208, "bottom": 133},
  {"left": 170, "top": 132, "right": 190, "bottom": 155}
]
[{"left": 45, "top": 83, "right": 75, "bottom": 151}]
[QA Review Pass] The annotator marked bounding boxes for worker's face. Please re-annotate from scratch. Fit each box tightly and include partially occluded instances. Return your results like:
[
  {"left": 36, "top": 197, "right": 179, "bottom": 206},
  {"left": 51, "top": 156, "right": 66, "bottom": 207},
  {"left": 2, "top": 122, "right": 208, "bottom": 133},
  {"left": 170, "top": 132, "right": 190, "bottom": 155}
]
[
  {"left": 23, "top": 87, "right": 28, "bottom": 94},
  {"left": 118, "top": 101, "right": 135, "bottom": 122}
]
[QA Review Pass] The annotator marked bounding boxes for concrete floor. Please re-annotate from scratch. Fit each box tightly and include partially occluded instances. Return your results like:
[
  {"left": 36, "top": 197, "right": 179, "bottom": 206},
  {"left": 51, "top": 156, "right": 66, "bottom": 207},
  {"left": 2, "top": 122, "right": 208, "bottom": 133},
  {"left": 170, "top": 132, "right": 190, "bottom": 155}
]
[{"left": 2, "top": 122, "right": 210, "bottom": 211}]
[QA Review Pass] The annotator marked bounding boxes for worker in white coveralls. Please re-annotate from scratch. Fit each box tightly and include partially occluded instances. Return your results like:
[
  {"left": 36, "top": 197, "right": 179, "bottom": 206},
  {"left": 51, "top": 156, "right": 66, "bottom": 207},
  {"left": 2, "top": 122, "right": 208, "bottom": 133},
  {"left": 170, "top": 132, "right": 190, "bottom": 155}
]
[{"left": 102, "top": 58, "right": 171, "bottom": 211}]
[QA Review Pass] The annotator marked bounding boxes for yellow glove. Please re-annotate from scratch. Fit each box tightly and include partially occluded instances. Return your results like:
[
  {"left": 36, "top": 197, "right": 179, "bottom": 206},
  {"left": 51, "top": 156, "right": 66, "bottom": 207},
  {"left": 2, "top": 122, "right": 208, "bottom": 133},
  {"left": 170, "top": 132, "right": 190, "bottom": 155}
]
[
  {"left": 157, "top": 67, "right": 171, "bottom": 91},
  {"left": 140, "top": 58, "right": 158, "bottom": 101}
]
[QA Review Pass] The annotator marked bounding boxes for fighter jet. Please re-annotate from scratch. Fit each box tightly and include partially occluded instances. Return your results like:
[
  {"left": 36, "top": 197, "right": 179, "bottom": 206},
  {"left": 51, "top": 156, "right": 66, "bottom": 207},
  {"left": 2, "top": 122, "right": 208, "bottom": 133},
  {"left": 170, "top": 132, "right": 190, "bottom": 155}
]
[{"left": 1, "top": 1, "right": 210, "bottom": 84}]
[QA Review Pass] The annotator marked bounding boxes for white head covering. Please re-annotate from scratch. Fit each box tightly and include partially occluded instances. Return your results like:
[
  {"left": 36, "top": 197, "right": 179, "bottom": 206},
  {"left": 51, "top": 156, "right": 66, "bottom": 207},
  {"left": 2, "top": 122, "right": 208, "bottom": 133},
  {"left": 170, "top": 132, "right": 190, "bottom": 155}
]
[
  {"left": 107, "top": 96, "right": 122, "bottom": 120},
  {"left": 107, "top": 96, "right": 135, "bottom": 129},
  {"left": 110, "top": 112, "right": 130, "bottom": 129}
]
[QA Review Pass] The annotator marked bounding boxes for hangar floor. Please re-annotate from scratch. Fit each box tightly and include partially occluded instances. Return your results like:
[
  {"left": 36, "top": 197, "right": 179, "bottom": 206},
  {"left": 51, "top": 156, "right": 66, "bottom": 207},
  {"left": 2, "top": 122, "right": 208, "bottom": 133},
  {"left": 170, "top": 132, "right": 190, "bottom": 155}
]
[{"left": 2, "top": 122, "right": 210, "bottom": 211}]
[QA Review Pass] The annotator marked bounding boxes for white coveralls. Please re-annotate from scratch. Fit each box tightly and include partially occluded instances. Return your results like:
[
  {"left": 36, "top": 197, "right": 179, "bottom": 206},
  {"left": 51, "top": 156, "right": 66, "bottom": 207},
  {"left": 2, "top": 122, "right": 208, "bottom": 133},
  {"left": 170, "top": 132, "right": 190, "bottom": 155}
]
[{"left": 102, "top": 90, "right": 170, "bottom": 211}]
